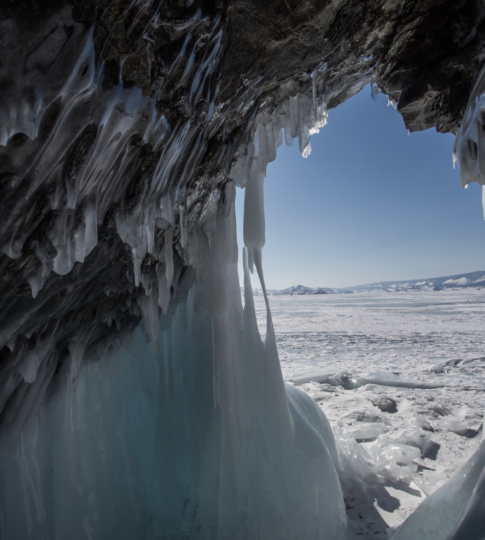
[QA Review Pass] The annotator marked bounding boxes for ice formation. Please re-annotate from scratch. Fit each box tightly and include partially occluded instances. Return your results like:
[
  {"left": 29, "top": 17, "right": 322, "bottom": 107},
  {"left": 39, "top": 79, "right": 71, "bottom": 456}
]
[
  {"left": 1, "top": 0, "right": 485, "bottom": 538},
  {"left": 291, "top": 371, "right": 444, "bottom": 390},
  {"left": 384, "top": 55, "right": 485, "bottom": 540},
  {"left": 455, "top": 64, "right": 485, "bottom": 221},
  {"left": 0, "top": 181, "right": 349, "bottom": 539},
  {"left": 389, "top": 439, "right": 485, "bottom": 540},
  {"left": 0, "top": 10, "right": 349, "bottom": 536}
]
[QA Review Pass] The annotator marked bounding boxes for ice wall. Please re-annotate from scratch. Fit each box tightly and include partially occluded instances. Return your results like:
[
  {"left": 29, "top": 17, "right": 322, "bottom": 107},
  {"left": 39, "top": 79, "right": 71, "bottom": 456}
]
[
  {"left": 0, "top": 182, "right": 347, "bottom": 540},
  {"left": 0, "top": 4, "right": 351, "bottom": 536}
]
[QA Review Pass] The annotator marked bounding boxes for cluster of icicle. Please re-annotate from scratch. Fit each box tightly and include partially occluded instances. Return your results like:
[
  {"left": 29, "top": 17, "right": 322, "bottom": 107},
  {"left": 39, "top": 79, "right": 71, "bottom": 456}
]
[
  {"left": 0, "top": 1, "right": 327, "bottom": 321},
  {"left": 0, "top": 182, "right": 350, "bottom": 540},
  {"left": 0, "top": 4, "right": 226, "bottom": 300},
  {"left": 0, "top": 0, "right": 330, "bottom": 383},
  {"left": 0, "top": 2, "right": 229, "bottom": 418},
  {"left": 454, "top": 64, "right": 485, "bottom": 220},
  {"left": 0, "top": 2, "right": 234, "bottom": 394},
  {"left": 0, "top": 6, "right": 354, "bottom": 540}
]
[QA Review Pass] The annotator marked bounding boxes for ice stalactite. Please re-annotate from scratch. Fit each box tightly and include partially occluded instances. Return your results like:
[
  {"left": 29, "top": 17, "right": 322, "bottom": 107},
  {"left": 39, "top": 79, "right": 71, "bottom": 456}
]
[
  {"left": 0, "top": 179, "right": 348, "bottom": 540},
  {"left": 0, "top": 23, "right": 350, "bottom": 533},
  {"left": 455, "top": 64, "right": 485, "bottom": 223}
]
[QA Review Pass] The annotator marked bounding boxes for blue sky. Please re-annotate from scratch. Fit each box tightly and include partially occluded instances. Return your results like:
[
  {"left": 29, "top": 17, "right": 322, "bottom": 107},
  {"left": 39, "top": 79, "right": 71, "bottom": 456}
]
[{"left": 235, "top": 85, "right": 485, "bottom": 290}]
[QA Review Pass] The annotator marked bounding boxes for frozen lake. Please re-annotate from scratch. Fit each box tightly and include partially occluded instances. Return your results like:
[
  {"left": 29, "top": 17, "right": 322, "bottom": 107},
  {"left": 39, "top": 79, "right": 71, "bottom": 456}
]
[
  {"left": 253, "top": 290, "right": 485, "bottom": 538},
  {"left": 254, "top": 289, "right": 485, "bottom": 385}
]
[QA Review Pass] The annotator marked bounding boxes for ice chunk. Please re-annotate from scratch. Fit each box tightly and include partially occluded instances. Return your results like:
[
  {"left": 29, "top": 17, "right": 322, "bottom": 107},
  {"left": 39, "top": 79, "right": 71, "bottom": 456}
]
[
  {"left": 368, "top": 442, "right": 420, "bottom": 484},
  {"left": 412, "top": 473, "right": 447, "bottom": 496},
  {"left": 370, "top": 395, "right": 397, "bottom": 413},
  {"left": 351, "top": 423, "right": 388, "bottom": 441},
  {"left": 381, "top": 428, "right": 433, "bottom": 455},
  {"left": 415, "top": 414, "right": 434, "bottom": 432},
  {"left": 390, "top": 440, "right": 485, "bottom": 540},
  {"left": 352, "top": 371, "right": 444, "bottom": 390},
  {"left": 438, "top": 416, "right": 480, "bottom": 438},
  {"left": 290, "top": 370, "right": 443, "bottom": 390},
  {"left": 333, "top": 427, "right": 376, "bottom": 484},
  {"left": 337, "top": 409, "right": 390, "bottom": 441}
]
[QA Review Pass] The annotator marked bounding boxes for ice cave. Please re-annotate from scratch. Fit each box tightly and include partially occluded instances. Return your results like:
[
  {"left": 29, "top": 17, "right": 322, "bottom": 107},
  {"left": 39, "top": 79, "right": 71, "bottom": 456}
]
[{"left": 0, "top": 0, "right": 484, "bottom": 538}]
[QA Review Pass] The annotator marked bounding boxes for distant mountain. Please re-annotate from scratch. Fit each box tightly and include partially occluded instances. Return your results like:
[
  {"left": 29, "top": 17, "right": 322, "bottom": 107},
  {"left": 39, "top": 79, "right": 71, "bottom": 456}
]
[
  {"left": 242, "top": 270, "right": 485, "bottom": 296},
  {"left": 274, "top": 285, "right": 335, "bottom": 295},
  {"left": 348, "top": 270, "right": 485, "bottom": 293},
  {"left": 269, "top": 284, "right": 355, "bottom": 295}
]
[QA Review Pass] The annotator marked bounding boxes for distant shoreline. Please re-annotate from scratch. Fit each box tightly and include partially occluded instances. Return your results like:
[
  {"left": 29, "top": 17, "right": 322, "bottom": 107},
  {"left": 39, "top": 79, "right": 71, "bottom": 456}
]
[{"left": 241, "top": 270, "right": 485, "bottom": 296}]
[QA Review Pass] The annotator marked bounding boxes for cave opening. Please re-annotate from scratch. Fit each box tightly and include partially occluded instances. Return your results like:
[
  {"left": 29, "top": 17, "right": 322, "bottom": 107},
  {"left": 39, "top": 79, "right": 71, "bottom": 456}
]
[{"left": 236, "top": 84, "right": 484, "bottom": 295}]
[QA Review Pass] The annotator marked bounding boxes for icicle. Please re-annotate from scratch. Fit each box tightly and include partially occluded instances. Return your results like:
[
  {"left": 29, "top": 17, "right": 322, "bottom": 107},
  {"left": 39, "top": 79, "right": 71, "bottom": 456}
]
[
  {"left": 312, "top": 72, "right": 319, "bottom": 117},
  {"left": 141, "top": 293, "right": 159, "bottom": 352},
  {"left": 302, "top": 140, "right": 312, "bottom": 158},
  {"left": 160, "top": 194, "right": 174, "bottom": 224},
  {"left": 179, "top": 205, "right": 188, "bottom": 249},
  {"left": 156, "top": 263, "right": 170, "bottom": 315},
  {"left": 299, "top": 124, "right": 310, "bottom": 155},
  {"left": 52, "top": 242, "right": 74, "bottom": 276},
  {"left": 164, "top": 228, "right": 174, "bottom": 287},
  {"left": 84, "top": 199, "right": 98, "bottom": 258},
  {"left": 132, "top": 247, "right": 142, "bottom": 287},
  {"left": 289, "top": 95, "right": 300, "bottom": 138},
  {"left": 371, "top": 82, "right": 380, "bottom": 101},
  {"left": 28, "top": 264, "right": 51, "bottom": 299},
  {"left": 243, "top": 172, "right": 265, "bottom": 250}
]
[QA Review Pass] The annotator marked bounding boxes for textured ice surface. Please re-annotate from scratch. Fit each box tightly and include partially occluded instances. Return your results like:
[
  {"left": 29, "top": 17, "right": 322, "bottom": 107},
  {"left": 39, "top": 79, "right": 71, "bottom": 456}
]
[
  {"left": 390, "top": 440, "right": 485, "bottom": 540},
  {"left": 0, "top": 184, "right": 347, "bottom": 540},
  {"left": 0, "top": 18, "right": 352, "bottom": 535}
]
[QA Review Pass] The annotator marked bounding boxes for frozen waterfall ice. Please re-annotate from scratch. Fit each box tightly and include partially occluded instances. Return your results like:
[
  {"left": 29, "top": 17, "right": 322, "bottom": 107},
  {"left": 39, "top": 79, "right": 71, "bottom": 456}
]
[
  {"left": 0, "top": 181, "right": 348, "bottom": 539},
  {"left": 0, "top": 14, "right": 350, "bottom": 537}
]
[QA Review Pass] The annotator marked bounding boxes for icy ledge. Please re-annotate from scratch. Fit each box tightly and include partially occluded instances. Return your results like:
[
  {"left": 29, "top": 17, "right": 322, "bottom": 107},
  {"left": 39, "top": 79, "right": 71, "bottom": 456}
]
[{"left": 290, "top": 371, "right": 444, "bottom": 390}]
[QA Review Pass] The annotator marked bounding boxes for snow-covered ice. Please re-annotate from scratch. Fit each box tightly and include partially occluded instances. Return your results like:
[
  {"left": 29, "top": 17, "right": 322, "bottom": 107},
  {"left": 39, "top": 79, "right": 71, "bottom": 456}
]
[{"left": 252, "top": 290, "right": 485, "bottom": 538}]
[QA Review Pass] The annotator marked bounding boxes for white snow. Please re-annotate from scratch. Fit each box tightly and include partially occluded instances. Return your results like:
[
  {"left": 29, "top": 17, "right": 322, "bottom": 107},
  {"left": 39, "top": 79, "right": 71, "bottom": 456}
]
[
  {"left": 253, "top": 290, "right": 485, "bottom": 538},
  {"left": 443, "top": 277, "right": 470, "bottom": 286}
]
